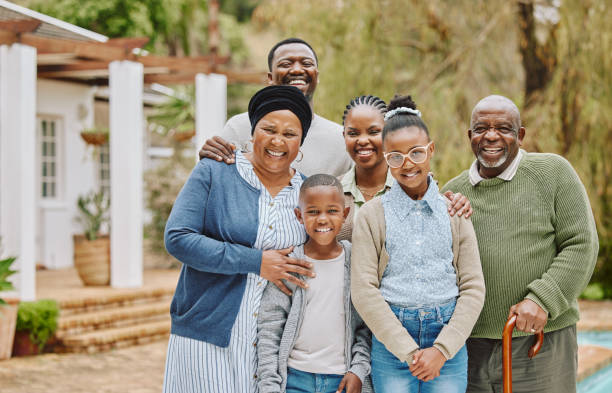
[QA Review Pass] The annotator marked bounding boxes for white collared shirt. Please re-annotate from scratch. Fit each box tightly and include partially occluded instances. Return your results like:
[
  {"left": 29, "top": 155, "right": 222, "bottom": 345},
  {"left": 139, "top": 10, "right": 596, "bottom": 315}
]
[{"left": 469, "top": 149, "right": 525, "bottom": 186}]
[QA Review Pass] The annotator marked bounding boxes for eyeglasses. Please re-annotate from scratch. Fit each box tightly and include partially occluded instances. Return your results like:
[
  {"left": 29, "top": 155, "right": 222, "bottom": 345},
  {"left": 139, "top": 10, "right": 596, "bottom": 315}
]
[
  {"left": 470, "top": 125, "right": 516, "bottom": 136},
  {"left": 384, "top": 142, "right": 433, "bottom": 168}
]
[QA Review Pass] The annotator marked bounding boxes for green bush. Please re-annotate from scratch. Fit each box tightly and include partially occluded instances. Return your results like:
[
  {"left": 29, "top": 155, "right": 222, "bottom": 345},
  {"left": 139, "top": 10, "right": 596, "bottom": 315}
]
[
  {"left": 16, "top": 299, "right": 59, "bottom": 350},
  {"left": 0, "top": 255, "right": 16, "bottom": 305},
  {"left": 580, "top": 283, "right": 605, "bottom": 301}
]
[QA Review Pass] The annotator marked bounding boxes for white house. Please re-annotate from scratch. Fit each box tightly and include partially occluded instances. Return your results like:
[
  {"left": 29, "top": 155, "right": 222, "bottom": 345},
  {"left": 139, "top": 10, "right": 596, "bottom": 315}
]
[{"left": 0, "top": 1, "right": 256, "bottom": 300}]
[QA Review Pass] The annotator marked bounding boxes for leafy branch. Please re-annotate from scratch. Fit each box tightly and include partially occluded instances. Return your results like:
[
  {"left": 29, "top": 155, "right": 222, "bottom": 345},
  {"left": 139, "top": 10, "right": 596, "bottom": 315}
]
[{"left": 77, "top": 190, "right": 110, "bottom": 241}]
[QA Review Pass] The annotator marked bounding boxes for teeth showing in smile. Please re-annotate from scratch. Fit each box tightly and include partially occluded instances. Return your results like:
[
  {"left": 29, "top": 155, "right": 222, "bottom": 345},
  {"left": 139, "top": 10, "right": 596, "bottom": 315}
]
[
  {"left": 483, "top": 147, "right": 503, "bottom": 153},
  {"left": 266, "top": 149, "right": 286, "bottom": 157},
  {"left": 402, "top": 172, "right": 419, "bottom": 178},
  {"left": 356, "top": 149, "right": 374, "bottom": 156},
  {"left": 289, "top": 80, "right": 306, "bottom": 86},
  {"left": 315, "top": 228, "right": 332, "bottom": 233}
]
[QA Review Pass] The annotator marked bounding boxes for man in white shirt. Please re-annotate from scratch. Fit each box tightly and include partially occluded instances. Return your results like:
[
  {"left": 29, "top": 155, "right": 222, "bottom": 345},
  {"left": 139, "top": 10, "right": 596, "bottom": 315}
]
[{"left": 198, "top": 38, "right": 352, "bottom": 177}]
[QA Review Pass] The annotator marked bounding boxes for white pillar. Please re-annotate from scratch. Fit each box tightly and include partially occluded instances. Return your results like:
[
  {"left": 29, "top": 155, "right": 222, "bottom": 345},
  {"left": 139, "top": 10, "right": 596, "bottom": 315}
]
[
  {"left": 109, "top": 61, "right": 143, "bottom": 288},
  {"left": 195, "top": 73, "right": 227, "bottom": 150},
  {"left": 0, "top": 44, "right": 37, "bottom": 301}
]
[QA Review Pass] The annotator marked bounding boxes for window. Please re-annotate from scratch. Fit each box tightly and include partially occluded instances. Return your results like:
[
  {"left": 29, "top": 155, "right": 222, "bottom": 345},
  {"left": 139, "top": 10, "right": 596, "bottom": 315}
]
[
  {"left": 98, "top": 143, "right": 110, "bottom": 197},
  {"left": 38, "top": 117, "right": 62, "bottom": 200}
]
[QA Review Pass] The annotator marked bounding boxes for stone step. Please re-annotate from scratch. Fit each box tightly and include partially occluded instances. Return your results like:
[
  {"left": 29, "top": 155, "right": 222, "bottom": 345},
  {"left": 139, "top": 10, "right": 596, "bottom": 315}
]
[
  {"left": 57, "top": 300, "right": 171, "bottom": 337},
  {"left": 57, "top": 319, "right": 171, "bottom": 353},
  {"left": 58, "top": 286, "right": 174, "bottom": 315}
]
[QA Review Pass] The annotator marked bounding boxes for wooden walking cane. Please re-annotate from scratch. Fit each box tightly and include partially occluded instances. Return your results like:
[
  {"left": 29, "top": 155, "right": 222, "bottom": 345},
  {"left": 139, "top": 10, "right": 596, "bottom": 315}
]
[{"left": 502, "top": 314, "right": 545, "bottom": 393}]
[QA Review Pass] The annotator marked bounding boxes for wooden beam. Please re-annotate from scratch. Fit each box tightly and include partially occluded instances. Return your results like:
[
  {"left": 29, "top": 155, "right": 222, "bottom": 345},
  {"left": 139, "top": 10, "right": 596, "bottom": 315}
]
[
  {"left": 137, "top": 54, "right": 229, "bottom": 72},
  {"left": 38, "top": 60, "right": 109, "bottom": 73},
  {"left": 19, "top": 33, "right": 130, "bottom": 61},
  {"left": 39, "top": 66, "right": 169, "bottom": 79},
  {"left": 0, "top": 30, "right": 17, "bottom": 45},
  {"left": 0, "top": 19, "right": 41, "bottom": 34},
  {"left": 37, "top": 53, "right": 78, "bottom": 65},
  {"left": 106, "top": 37, "right": 150, "bottom": 50},
  {"left": 144, "top": 70, "right": 266, "bottom": 85}
]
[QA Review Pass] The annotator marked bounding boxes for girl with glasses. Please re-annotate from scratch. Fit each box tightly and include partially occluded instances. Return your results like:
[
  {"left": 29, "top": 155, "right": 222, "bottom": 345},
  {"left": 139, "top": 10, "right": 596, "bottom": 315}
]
[
  {"left": 350, "top": 94, "right": 486, "bottom": 393},
  {"left": 338, "top": 96, "right": 473, "bottom": 241}
]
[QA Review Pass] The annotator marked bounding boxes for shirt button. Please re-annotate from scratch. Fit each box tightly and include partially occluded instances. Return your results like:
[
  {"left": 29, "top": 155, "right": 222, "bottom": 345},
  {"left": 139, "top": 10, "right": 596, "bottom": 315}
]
[
  {"left": 253, "top": 342, "right": 257, "bottom": 347},
  {"left": 269, "top": 202, "right": 274, "bottom": 207},
  {"left": 253, "top": 312, "right": 258, "bottom": 318},
  {"left": 253, "top": 374, "right": 257, "bottom": 379},
  {"left": 268, "top": 225, "right": 273, "bottom": 230},
  {"left": 257, "top": 281, "right": 262, "bottom": 286}
]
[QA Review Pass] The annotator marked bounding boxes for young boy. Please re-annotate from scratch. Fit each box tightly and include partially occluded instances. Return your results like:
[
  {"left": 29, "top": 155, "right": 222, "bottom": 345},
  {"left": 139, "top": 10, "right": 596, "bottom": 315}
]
[{"left": 257, "top": 174, "right": 372, "bottom": 393}]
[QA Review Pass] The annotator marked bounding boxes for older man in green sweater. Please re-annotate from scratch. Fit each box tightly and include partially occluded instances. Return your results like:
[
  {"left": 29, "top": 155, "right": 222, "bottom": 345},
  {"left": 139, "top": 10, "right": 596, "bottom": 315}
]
[{"left": 442, "top": 95, "right": 599, "bottom": 393}]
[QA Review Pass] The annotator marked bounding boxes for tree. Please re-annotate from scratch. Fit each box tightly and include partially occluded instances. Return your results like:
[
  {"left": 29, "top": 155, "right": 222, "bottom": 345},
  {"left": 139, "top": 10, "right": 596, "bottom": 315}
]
[
  {"left": 20, "top": 0, "right": 249, "bottom": 60},
  {"left": 255, "top": 0, "right": 612, "bottom": 295}
]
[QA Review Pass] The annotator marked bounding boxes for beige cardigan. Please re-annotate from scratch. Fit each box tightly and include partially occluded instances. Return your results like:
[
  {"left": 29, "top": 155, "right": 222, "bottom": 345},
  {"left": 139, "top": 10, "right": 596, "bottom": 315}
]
[{"left": 351, "top": 197, "right": 485, "bottom": 363}]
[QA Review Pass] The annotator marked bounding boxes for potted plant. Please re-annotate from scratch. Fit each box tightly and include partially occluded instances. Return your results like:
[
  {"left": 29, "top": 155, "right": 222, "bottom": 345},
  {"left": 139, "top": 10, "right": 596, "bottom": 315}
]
[
  {"left": 0, "top": 253, "right": 18, "bottom": 360},
  {"left": 74, "top": 190, "right": 111, "bottom": 286},
  {"left": 80, "top": 127, "right": 109, "bottom": 146},
  {"left": 12, "top": 299, "right": 58, "bottom": 356}
]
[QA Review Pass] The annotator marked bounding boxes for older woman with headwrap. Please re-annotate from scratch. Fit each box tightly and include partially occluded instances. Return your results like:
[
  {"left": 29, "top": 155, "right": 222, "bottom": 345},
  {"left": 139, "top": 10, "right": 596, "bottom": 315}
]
[{"left": 162, "top": 85, "right": 315, "bottom": 393}]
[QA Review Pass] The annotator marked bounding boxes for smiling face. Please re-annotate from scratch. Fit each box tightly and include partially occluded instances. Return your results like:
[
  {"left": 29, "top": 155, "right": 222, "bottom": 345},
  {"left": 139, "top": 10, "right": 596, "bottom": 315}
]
[
  {"left": 295, "top": 185, "right": 349, "bottom": 247},
  {"left": 469, "top": 105, "right": 525, "bottom": 178},
  {"left": 268, "top": 43, "right": 319, "bottom": 101},
  {"left": 383, "top": 126, "right": 434, "bottom": 199},
  {"left": 343, "top": 105, "right": 386, "bottom": 170},
  {"left": 251, "top": 110, "right": 302, "bottom": 174}
]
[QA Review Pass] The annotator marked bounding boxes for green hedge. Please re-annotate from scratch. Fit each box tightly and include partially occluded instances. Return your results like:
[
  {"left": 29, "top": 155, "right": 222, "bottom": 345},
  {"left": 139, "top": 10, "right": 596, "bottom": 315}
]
[{"left": 16, "top": 299, "right": 59, "bottom": 350}]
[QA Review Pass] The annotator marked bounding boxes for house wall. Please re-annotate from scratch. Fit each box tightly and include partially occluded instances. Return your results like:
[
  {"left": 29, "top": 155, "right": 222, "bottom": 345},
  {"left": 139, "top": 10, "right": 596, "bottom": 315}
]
[{"left": 36, "top": 79, "right": 97, "bottom": 269}]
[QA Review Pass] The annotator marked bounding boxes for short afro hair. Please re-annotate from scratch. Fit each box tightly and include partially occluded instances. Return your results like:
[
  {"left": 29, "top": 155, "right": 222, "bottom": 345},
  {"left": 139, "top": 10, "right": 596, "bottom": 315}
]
[
  {"left": 267, "top": 38, "right": 318, "bottom": 72},
  {"left": 299, "top": 174, "right": 343, "bottom": 202}
]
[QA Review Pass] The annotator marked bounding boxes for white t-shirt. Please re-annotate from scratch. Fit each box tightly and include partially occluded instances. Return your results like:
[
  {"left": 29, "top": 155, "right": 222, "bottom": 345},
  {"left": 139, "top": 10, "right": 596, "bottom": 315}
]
[
  {"left": 287, "top": 250, "right": 346, "bottom": 374},
  {"left": 220, "top": 112, "right": 352, "bottom": 177}
]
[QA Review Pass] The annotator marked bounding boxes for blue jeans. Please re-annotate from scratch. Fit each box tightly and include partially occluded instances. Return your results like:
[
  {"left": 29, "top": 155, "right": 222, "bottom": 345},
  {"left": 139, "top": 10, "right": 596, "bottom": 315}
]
[
  {"left": 371, "top": 299, "right": 467, "bottom": 393},
  {"left": 286, "top": 367, "right": 345, "bottom": 393}
]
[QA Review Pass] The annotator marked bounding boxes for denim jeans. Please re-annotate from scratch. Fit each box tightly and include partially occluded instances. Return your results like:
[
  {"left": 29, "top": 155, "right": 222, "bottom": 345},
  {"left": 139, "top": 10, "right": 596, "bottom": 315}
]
[
  {"left": 371, "top": 299, "right": 467, "bottom": 393},
  {"left": 286, "top": 367, "right": 346, "bottom": 393}
]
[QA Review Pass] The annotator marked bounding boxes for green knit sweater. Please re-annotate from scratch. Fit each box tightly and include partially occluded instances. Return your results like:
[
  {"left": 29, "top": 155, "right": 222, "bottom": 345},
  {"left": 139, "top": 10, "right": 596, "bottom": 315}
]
[{"left": 442, "top": 152, "right": 598, "bottom": 339}]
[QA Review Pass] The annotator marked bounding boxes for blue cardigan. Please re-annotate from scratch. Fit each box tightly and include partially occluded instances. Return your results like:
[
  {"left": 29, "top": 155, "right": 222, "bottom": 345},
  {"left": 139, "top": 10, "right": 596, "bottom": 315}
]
[{"left": 165, "top": 158, "right": 265, "bottom": 347}]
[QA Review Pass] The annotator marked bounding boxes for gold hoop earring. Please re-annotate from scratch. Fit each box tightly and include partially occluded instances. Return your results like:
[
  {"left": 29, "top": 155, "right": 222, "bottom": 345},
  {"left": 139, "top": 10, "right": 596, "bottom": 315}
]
[{"left": 295, "top": 150, "right": 304, "bottom": 163}]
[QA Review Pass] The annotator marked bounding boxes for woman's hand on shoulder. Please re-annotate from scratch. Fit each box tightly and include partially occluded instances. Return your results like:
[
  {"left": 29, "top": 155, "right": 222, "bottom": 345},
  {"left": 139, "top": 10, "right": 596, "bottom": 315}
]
[
  {"left": 260, "top": 247, "right": 315, "bottom": 295},
  {"left": 443, "top": 191, "right": 473, "bottom": 218},
  {"left": 336, "top": 371, "right": 362, "bottom": 393}
]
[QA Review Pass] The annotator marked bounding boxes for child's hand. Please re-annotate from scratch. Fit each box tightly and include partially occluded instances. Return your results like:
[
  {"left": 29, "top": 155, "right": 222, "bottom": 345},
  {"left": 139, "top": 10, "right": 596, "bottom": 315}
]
[
  {"left": 409, "top": 347, "right": 446, "bottom": 382},
  {"left": 336, "top": 371, "right": 362, "bottom": 393}
]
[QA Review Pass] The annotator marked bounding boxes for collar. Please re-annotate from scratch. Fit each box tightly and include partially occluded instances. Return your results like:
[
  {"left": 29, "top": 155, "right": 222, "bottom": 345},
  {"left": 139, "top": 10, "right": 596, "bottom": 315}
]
[
  {"left": 469, "top": 149, "right": 524, "bottom": 186},
  {"left": 384, "top": 176, "right": 442, "bottom": 221},
  {"left": 235, "top": 150, "right": 302, "bottom": 190},
  {"left": 341, "top": 165, "right": 394, "bottom": 204}
]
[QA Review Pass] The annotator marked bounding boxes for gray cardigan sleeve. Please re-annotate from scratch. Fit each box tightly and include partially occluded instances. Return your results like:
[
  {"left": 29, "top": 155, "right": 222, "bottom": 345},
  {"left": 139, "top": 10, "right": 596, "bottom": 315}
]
[
  {"left": 257, "top": 280, "right": 294, "bottom": 393},
  {"left": 348, "top": 303, "right": 372, "bottom": 383}
]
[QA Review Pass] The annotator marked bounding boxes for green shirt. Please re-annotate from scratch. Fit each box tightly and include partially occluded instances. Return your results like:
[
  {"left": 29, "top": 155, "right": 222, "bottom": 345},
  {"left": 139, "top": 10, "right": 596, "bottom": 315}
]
[
  {"left": 341, "top": 165, "right": 394, "bottom": 221},
  {"left": 442, "top": 152, "right": 598, "bottom": 338}
]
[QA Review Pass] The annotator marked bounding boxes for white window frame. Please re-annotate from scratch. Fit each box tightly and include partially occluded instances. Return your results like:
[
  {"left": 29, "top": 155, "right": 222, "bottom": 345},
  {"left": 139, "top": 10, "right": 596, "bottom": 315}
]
[
  {"left": 36, "top": 115, "right": 64, "bottom": 203},
  {"left": 97, "top": 143, "right": 110, "bottom": 198}
]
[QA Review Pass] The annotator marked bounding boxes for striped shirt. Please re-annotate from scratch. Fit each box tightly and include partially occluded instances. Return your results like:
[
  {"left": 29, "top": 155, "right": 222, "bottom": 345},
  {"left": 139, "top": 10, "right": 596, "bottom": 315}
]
[{"left": 163, "top": 151, "right": 307, "bottom": 393}]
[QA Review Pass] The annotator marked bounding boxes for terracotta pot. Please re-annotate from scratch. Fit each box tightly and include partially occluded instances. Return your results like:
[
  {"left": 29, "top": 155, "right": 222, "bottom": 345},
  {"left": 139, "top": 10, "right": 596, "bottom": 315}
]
[
  {"left": 12, "top": 331, "right": 41, "bottom": 357},
  {"left": 80, "top": 131, "right": 108, "bottom": 146},
  {"left": 171, "top": 129, "right": 196, "bottom": 142},
  {"left": 0, "top": 299, "right": 18, "bottom": 360},
  {"left": 73, "top": 234, "right": 110, "bottom": 286}
]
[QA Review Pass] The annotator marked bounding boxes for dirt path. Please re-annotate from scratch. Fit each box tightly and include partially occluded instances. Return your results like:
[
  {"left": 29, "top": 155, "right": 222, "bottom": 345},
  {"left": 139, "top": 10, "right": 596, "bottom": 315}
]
[{"left": 0, "top": 341, "right": 167, "bottom": 393}]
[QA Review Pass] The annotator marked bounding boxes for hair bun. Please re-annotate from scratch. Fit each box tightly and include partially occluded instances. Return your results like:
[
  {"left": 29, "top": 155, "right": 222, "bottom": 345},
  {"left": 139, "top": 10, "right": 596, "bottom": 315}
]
[{"left": 388, "top": 94, "right": 417, "bottom": 112}]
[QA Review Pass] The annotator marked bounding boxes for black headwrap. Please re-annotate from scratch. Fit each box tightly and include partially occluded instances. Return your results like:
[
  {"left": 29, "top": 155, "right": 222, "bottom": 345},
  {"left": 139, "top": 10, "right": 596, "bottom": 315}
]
[{"left": 248, "top": 85, "right": 312, "bottom": 145}]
